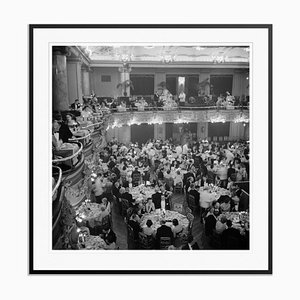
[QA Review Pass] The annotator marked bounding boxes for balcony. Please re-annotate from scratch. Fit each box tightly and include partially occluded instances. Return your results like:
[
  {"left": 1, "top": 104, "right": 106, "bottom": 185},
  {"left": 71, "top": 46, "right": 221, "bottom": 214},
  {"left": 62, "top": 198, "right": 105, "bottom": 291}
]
[{"left": 106, "top": 107, "right": 249, "bottom": 129}]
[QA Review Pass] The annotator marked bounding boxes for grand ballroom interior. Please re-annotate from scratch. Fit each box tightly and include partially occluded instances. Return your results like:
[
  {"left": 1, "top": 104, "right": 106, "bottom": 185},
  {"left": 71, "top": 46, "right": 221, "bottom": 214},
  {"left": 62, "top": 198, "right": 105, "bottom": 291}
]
[{"left": 52, "top": 45, "right": 250, "bottom": 251}]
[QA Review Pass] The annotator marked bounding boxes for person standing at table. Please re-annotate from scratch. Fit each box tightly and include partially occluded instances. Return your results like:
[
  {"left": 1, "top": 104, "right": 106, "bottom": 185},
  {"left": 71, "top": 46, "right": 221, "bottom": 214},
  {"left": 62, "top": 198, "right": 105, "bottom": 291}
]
[
  {"left": 93, "top": 175, "right": 105, "bottom": 204},
  {"left": 131, "top": 166, "right": 141, "bottom": 187},
  {"left": 204, "top": 207, "right": 219, "bottom": 246},
  {"left": 128, "top": 212, "right": 142, "bottom": 240},
  {"left": 152, "top": 186, "right": 162, "bottom": 210},
  {"left": 188, "top": 183, "right": 200, "bottom": 207},
  {"left": 160, "top": 185, "right": 172, "bottom": 210},
  {"left": 217, "top": 163, "right": 228, "bottom": 188},
  {"left": 199, "top": 186, "right": 214, "bottom": 223}
]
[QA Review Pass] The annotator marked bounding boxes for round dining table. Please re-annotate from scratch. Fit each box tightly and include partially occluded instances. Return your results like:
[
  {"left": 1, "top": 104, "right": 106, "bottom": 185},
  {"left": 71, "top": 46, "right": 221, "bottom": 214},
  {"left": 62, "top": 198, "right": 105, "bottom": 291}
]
[
  {"left": 140, "top": 210, "right": 189, "bottom": 233},
  {"left": 217, "top": 211, "right": 249, "bottom": 235},
  {"left": 198, "top": 186, "right": 231, "bottom": 208},
  {"left": 130, "top": 184, "right": 156, "bottom": 203},
  {"left": 78, "top": 235, "right": 107, "bottom": 250},
  {"left": 76, "top": 202, "right": 106, "bottom": 228}
]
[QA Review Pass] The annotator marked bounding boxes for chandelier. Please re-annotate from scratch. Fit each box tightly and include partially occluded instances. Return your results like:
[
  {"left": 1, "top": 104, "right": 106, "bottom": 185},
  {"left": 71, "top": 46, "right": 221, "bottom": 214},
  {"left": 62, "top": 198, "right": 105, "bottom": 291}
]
[
  {"left": 148, "top": 115, "right": 163, "bottom": 125},
  {"left": 211, "top": 55, "right": 228, "bottom": 63},
  {"left": 210, "top": 115, "right": 226, "bottom": 123},
  {"left": 116, "top": 53, "right": 134, "bottom": 63},
  {"left": 160, "top": 54, "right": 176, "bottom": 63},
  {"left": 234, "top": 114, "right": 249, "bottom": 123}
]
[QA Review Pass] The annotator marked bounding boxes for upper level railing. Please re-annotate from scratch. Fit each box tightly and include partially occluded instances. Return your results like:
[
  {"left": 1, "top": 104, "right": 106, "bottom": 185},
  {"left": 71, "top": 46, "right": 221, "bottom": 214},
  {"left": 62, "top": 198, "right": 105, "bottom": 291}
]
[
  {"left": 69, "top": 132, "right": 92, "bottom": 146},
  {"left": 108, "top": 105, "right": 248, "bottom": 113},
  {"left": 52, "top": 166, "right": 62, "bottom": 198},
  {"left": 80, "top": 121, "right": 103, "bottom": 130},
  {"left": 52, "top": 141, "right": 83, "bottom": 168}
]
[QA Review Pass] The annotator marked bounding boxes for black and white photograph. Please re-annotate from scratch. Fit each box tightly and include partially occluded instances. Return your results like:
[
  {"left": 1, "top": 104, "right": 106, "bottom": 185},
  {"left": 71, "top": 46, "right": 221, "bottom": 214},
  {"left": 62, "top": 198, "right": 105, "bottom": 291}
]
[
  {"left": 29, "top": 25, "right": 271, "bottom": 273},
  {"left": 6, "top": 0, "right": 300, "bottom": 298},
  {"left": 51, "top": 45, "right": 251, "bottom": 252}
]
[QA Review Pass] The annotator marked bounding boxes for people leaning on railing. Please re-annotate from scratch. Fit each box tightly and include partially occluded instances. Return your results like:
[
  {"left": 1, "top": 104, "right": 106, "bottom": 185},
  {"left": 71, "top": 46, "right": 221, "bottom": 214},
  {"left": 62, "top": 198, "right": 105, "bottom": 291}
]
[
  {"left": 52, "top": 118, "right": 80, "bottom": 163},
  {"left": 65, "top": 113, "right": 91, "bottom": 142},
  {"left": 102, "top": 94, "right": 249, "bottom": 113}
]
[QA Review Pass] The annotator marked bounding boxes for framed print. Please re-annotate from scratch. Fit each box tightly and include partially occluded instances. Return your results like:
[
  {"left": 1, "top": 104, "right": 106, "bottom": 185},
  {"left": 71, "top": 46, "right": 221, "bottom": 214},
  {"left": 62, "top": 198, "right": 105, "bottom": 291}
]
[{"left": 29, "top": 24, "right": 272, "bottom": 274}]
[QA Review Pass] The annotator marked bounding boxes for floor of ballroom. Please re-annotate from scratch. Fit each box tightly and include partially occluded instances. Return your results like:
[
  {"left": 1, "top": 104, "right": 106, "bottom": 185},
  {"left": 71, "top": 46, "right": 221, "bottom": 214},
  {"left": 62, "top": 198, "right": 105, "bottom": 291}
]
[{"left": 111, "top": 192, "right": 210, "bottom": 250}]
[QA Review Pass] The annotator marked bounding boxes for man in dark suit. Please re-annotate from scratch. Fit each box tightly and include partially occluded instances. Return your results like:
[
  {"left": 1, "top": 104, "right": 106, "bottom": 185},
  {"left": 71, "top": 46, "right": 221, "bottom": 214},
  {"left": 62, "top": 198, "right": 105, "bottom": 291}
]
[
  {"left": 155, "top": 220, "right": 174, "bottom": 248},
  {"left": 152, "top": 187, "right": 162, "bottom": 209},
  {"left": 221, "top": 220, "right": 242, "bottom": 249},
  {"left": 188, "top": 183, "right": 200, "bottom": 206},
  {"left": 205, "top": 209, "right": 218, "bottom": 237},
  {"left": 57, "top": 121, "right": 73, "bottom": 143},
  {"left": 70, "top": 99, "right": 82, "bottom": 110},
  {"left": 101, "top": 228, "right": 117, "bottom": 244},
  {"left": 122, "top": 187, "right": 135, "bottom": 205},
  {"left": 131, "top": 167, "right": 141, "bottom": 187}
]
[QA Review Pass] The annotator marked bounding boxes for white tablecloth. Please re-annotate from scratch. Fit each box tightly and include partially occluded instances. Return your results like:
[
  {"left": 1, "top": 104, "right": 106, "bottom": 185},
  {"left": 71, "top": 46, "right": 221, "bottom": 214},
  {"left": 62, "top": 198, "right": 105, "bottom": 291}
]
[
  {"left": 76, "top": 202, "right": 106, "bottom": 227},
  {"left": 199, "top": 186, "right": 231, "bottom": 208},
  {"left": 140, "top": 211, "right": 189, "bottom": 232},
  {"left": 79, "top": 235, "right": 106, "bottom": 250},
  {"left": 130, "top": 185, "right": 156, "bottom": 203}
]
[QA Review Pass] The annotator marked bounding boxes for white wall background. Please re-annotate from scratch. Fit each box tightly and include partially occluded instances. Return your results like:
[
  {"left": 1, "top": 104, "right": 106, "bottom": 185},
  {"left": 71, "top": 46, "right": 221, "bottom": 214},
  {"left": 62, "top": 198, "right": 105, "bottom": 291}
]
[{"left": 5, "top": 2, "right": 299, "bottom": 300}]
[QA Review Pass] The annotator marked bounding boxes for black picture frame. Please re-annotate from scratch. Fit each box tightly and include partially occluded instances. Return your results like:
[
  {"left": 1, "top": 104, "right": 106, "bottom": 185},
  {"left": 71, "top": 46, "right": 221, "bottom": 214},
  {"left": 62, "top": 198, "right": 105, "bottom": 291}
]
[{"left": 29, "top": 24, "right": 272, "bottom": 275}]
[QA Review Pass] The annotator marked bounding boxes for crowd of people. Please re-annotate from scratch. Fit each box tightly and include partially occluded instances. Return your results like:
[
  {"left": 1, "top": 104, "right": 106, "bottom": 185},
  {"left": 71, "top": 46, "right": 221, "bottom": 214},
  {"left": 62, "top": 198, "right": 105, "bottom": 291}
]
[
  {"left": 67, "top": 87, "right": 249, "bottom": 114},
  {"left": 53, "top": 95, "right": 250, "bottom": 250},
  {"left": 86, "top": 136, "right": 249, "bottom": 249}
]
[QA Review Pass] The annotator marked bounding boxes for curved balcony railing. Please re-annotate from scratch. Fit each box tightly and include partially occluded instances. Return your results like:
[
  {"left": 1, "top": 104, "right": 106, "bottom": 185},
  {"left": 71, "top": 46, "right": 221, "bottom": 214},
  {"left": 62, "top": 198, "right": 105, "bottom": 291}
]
[
  {"left": 81, "top": 121, "right": 103, "bottom": 130},
  {"left": 52, "top": 141, "right": 83, "bottom": 165},
  {"left": 69, "top": 132, "right": 92, "bottom": 146},
  {"left": 52, "top": 166, "right": 62, "bottom": 198}
]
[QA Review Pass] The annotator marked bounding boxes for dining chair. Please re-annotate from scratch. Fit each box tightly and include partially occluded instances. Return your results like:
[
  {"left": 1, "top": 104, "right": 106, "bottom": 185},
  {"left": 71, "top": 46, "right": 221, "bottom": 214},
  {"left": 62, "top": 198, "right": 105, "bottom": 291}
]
[{"left": 159, "top": 237, "right": 172, "bottom": 250}]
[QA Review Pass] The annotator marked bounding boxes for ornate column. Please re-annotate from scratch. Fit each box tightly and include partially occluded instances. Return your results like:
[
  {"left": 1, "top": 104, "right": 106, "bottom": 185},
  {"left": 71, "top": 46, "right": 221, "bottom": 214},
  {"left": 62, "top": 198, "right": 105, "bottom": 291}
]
[
  {"left": 67, "top": 57, "right": 83, "bottom": 104},
  {"left": 118, "top": 63, "right": 132, "bottom": 96},
  {"left": 52, "top": 46, "right": 70, "bottom": 111},
  {"left": 81, "top": 65, "right": 91, "bottom": 96}
]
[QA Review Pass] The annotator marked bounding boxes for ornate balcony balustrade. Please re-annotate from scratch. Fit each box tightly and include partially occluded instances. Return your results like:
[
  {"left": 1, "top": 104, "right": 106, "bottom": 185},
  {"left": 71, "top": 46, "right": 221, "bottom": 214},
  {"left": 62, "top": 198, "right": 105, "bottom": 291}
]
[{"left": 106, "top": 109, "right": 249, "bottom": 129}]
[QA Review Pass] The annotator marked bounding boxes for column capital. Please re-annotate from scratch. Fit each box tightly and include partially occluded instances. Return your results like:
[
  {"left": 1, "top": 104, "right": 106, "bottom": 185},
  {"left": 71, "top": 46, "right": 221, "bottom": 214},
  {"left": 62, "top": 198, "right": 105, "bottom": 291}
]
[
  {"left": 81, "top": 64, "right": 91, "bottom": 72},
  {"left": 53, "top": 46, "right": 70, "bottom": 56},
  {"left": 118, "top": 63, "right": 132, "bottom": 73},
  {"left": 67, "top": 56, "right": 83, "bottom": 64}
]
